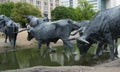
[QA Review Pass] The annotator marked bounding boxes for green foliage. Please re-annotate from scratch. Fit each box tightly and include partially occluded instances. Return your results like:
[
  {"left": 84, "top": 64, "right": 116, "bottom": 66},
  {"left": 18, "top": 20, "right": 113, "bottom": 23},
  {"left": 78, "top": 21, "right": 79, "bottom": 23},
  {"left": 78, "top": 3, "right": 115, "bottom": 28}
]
[
  {"left": 0, "top": 2, "right": 42, "bottom": 25},
  {"left": 51, "top": 0, "right": 96, "bottom": 21},
  {"left": 74, "top": 7, "right": 82, "bottom": 21},
  {"left": 78, "top": 0, "right": 96, "bottom": 20},
  {"left": 10, "top": 2, "right": 42, "bottom": 24},
  {"left": 67, "top": 7, "right": 76, "bottom": 20},
  {"left": 51, "top": 6, "right": 74, "bottom": 21},
  {"left": 0, "top": 2, "right": 14, "bottom": 17}
]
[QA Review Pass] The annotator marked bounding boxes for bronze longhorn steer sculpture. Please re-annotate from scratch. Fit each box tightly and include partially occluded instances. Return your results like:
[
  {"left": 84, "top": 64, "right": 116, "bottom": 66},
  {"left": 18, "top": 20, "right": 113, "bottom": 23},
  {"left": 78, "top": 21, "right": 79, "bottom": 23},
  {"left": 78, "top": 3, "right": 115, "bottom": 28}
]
[
  {"left": 0, "top": 15, "right": 18, "bottom": 51},
  {"left": 70, "top": 20, "right": 110, "bottom": 58},
  {"left": 18, "top": 16, "right": 80, "bottom": 54},
  {"left": 71, "top": 6, "right": 120, "bottom": 61}
]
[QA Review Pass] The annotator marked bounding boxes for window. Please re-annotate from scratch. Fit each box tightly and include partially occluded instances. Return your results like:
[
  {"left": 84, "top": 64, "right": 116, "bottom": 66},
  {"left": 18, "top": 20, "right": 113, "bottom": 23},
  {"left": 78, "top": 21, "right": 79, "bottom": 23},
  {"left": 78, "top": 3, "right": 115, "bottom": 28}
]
[
  {"left": 21, "top": 0, "right": 25, "bottom": 2},
  {"left": 36, "top": 1, "right": 41, "bottom": 9},
  {"left": 69, "top": 0, "right": 73, "bottom": 7},
  {"left": 50, "top": 3, "right": 53, "bottom": 10},
  {"left": 30, "top": 0, "right": 33, "bottom": 4},
  {"left": 55, "top": 0, "right": 59, "bottom": 3},
  {"left": 36, "top": 1, "right": 40, "bottom": 5},
  {"left": 50, "top": 0, "right": 53, "bottom": 2},
  {"left": 44, "top": 2, "right": 47, "bottom": 5},
  {"left": 51, "top": 3, "right": 53, "bottom": 6}
]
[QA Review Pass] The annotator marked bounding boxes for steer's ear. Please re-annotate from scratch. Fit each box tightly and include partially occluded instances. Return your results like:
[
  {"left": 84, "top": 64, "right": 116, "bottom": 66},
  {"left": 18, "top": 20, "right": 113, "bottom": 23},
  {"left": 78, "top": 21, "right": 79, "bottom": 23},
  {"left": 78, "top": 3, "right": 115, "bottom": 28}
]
[
  {"left": 1, "top": 15, "right": 5, "bottom": 18},
  {"left": 27, "top": 26, "right": 34, "bottom": 32},
  {"left": 68, "top": 19, "right": 73, "bottom": 24}
]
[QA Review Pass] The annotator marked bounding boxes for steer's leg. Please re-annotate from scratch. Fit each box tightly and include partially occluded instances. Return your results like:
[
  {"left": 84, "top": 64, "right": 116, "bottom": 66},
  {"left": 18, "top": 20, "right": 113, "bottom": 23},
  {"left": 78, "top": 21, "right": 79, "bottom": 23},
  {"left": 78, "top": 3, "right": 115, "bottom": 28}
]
[
  {"left": 114, "top": 38, "right": 118, "bottom": 58},
  {"left": 37, "top": 40, "right": 42, "bottom": 52},
  {"left": 4, "top": 34, "right": 7, "bottom": 43},
  {"left": 109, "top": 40, "right": 114, "bottom": 61},
  {"left": 95, "top": 42, "right": 104, "bottom": 58},
  {"left": 105, "top": 33, "right": 114, "bottom": 61},
  {"left": 4, "top": 28, "right": 8, "bottom": 43},
  {"left": 13, "top": 34, "right": 17, "bottom": 51},
  {"left": 103, "top": 44, "right": 108, "bottom": 51},
  {"left": 10, "top": 32, "right": 18, "bottom": 52},
  {"left": 9, "top": 37, "right": 15, "bottom": 52},
  {"left": 62, "top": 38, "right": 76, "bottom": 54},
  {"left": 62, "top": 41, "right": 68, "bottom": 53}
]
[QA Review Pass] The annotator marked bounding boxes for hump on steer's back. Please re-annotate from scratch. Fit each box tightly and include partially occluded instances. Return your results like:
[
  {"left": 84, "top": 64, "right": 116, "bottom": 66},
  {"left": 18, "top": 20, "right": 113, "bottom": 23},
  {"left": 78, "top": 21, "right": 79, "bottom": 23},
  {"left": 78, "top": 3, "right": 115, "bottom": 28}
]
[
  {"left": 52, "top": 19, "right": 73, "bottom": 27},
  {"left": 26, "top": 15, "right": 48, "bottom": 27}
]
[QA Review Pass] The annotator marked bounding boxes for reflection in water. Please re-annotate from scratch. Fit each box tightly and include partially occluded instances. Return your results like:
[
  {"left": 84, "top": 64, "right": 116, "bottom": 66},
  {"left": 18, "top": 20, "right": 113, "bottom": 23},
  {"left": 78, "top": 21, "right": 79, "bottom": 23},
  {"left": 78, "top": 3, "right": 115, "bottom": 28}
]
[
  {"left": 0, "top": 47, "right": 109, "bottom": 71},
  {"left": 2, "top": 50, "right": 7, "bottom": 64},
  {"left": 50, "top": 53, "right": 64, "bottom": 65},
  {"left": 0, "top": 51, "right": 19, "bottom": 71},
  {"left": 74, "top": 54, "right": 80, "bottom": 61},
  {"left": 16, "top": 49, "right": 30, "bottom": 68},
  {"left": 0, "top": 48, "right": 78, "bottom": 71}
]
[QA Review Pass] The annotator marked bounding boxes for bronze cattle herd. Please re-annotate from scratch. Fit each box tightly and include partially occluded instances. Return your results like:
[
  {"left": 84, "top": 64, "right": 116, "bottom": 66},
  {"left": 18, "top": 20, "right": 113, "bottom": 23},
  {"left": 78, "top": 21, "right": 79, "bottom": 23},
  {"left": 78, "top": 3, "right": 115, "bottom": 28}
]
[{"left": 0, "top": 5, "right": 120, "bottom": 61}]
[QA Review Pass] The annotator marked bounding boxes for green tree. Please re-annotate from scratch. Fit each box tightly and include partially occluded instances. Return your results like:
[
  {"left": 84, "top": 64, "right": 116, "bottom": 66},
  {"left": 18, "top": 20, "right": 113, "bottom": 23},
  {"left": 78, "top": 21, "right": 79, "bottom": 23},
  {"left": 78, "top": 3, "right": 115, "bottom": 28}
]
[
  {"left": 67, "top": 7, "right": 76, "bottom": 20},
  {"left": 51, "top": 0, "right": 96, "bottom": 21},
  {"left": 51, "top": 6, "right": 75, "bottom": 21},
  {"left": 0, "top": 2, "right": 14, "bottom": 17},
  {"left": 10, "top": 2, "right": 42, "bottom": 24},
  {"left": 74, "top": 7, "right": 82, "bottom": 21},
  {"left": 78, "top": 0, "right": 96, "bottom": 20}
]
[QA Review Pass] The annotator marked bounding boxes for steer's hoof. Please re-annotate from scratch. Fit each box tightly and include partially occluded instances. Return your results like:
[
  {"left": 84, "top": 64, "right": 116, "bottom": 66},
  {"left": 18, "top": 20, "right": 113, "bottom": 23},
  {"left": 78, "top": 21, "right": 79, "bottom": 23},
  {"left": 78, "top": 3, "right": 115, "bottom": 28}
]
[
  {"left": 108, "top": 59, "right": 113, "bottom": 62},
  {"left": 108, "top": 57, "right": 115, "bottom": 62}
]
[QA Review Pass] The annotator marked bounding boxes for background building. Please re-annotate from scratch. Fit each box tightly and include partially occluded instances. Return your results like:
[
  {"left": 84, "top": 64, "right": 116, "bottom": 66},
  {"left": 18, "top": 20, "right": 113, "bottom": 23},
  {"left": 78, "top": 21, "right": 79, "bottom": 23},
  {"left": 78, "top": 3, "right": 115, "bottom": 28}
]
[
  {"left": 87, "top": 0, "right": 120, "bottom": 11},
  {"left": 98, "top": 0, "right": 120, "bottom": 11},
  {"left": 0, "top": 0, "right": 60, "bottom": 20},
  {"left": 60, "top": 0, "right": 78, "bottom": 8},
  {"left": 60, "top": 0, "right": 99, "bottom": 11},
  {"left": 0, "top": 0, "right": 10, "bottom": 2},
  {"left": 87, "top": 0, "right": 99, "bottom": 11},
  {"left": 1, "top": 0, "right": 120, "bottom": 20}
]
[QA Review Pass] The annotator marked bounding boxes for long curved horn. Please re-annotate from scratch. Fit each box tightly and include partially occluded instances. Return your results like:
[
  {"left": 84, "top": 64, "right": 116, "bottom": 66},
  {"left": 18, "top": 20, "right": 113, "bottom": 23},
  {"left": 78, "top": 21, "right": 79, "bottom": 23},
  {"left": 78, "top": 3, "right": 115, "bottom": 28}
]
[
  {"left": 14, "top": 28, "right": 28, "bottom": 33},
  {"left": 18, "top": 28, "right": 29, "bottom": 33},
  {"left": 76, "top": 36, "right": 89, "bottom": 44},
  {"left": 68, "top": 38, "right": 77, "bottom": 41},
  {"left": 71, "top": 27, "right": 83, "bottom": 36},
  {"left": 64, "top": 36, "right": 89, "bottom": 44}
]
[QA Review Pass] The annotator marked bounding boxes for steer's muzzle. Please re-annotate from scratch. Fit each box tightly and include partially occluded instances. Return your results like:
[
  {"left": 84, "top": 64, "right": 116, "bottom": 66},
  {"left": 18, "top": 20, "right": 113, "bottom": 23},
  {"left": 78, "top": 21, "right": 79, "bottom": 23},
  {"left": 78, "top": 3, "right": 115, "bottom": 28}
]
[{"left": 27, "top": 36, "right": 31, "bottom": 41}]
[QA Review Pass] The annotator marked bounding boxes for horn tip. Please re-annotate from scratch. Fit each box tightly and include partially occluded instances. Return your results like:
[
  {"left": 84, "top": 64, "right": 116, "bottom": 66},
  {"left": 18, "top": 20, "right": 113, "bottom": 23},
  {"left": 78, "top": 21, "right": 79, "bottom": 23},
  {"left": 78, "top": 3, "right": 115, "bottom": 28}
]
[{"left": 77, "top": 37, "right": 89, "bottom": 44}]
